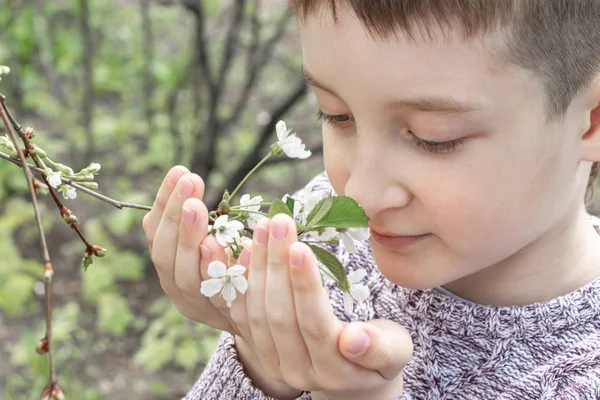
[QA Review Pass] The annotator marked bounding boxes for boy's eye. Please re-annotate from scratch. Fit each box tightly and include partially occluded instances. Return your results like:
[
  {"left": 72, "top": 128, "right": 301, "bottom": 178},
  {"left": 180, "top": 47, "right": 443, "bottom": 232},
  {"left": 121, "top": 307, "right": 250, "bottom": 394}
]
[
  {"left": 316, "top": 110, "right": 353, "bottom": 127},
  {"left": 408, "top": 131, "right": 465, "bottom": 154}
]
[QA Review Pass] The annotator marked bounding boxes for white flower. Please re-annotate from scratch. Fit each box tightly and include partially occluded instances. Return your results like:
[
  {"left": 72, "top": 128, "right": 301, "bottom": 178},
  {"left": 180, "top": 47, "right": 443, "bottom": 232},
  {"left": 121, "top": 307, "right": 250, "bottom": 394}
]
[
  {"left": 239, "top": 194, "right": 265, "bottom": 229},
  {"left": 343, "top": 269, "right": 370, "bottom": 314},
  {"left": 0, "top": 65, "right": 10, "bottom": 81},
  {"left": 276, "top": 120, "right": 311, "bottom": 159},
  {"left": 46, "top": 170, "right": 63, "bottom": 189},
  {"left": 313, "top": 227, "right": 338, "bottom": 241},
  {"left": 200, "top": 261, "right": 248, "bottom": 308},
  {"left": 340, "top": 228, "right": 371, "bottom": 254},
  {"left": 301, "top": 183, "right": 323, "bottom": 222},
  {"left": 212, "top": 215, "right": 245, "bottom": 247},
  {"left": 58, "top": 184, "right": 77, "bottom": 199}
]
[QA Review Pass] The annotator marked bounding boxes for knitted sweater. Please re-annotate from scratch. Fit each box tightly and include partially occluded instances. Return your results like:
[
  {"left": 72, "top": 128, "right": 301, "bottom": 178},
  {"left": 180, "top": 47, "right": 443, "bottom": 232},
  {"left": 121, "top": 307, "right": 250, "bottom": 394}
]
[{"left": 185, "top": 172, "right": 600, "bottom": 400}]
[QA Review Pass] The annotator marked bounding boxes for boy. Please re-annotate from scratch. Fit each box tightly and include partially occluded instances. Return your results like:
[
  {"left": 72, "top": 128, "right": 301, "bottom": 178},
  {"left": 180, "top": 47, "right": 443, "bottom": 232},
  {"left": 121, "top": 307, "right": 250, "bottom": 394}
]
[{"left": 143, "top": 1, "right": 600, "bottom": 398}]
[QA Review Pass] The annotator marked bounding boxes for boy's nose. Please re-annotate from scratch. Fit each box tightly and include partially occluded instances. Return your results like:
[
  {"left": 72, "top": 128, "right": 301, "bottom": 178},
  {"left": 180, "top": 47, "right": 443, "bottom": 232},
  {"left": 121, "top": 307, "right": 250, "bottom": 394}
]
[{"left": 344, "top": 166, "right": 412, "bottom": 219}]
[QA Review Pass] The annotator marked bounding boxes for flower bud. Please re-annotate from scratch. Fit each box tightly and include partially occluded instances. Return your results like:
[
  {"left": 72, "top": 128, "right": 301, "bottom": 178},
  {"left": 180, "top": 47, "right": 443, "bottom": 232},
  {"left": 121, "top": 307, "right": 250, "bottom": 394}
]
[
  {"left": 218, "top": 200, "right": 230, "bottom": 213},
  {"left": 52, "top": 162, "right": 74, "bottom": 176},
  {"left": 44, "top": 261, "right": 53, "bottom": 283},
  {"left": 41, "top": 386, "right": 52, "bottom": 400},
  {"left": 78, "top": 181, "right": 98, "bottom": 190},
  {"left": 92, "top": 245, "right": 107, "bottom": 257},
  {"left": 23, "top": 126, "right": 35, "bottom": 139},
  {"left": 77, "top": 173, "right": 94, "bottom": 181},
  {"left": 36, "top": 337, "right": 49, "bottom": 354},
  {"left": 51, "top": 384, "right": 65, "bottom": 400},
  {"left": 85, "top": 162, "right": 101, "bottom": 174},
  {"left": 33, "top": 144, "right": 47, "bottom": 158}
]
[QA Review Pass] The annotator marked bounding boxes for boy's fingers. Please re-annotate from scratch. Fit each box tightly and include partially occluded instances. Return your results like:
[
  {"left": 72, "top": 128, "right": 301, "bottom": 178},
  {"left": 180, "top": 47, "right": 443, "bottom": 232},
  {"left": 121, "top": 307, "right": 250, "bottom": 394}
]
[
  {"left": 339, "top": 319, "right": 413, "bottom": 382},
  {"left": 144, "top": 166, "right": 189, "bottom": 248},
  {"left": 288, "top": 241, "right": 343, "bottom": 377},
  {"left": 173, "top": 197, "right": 209, "bottom": 296},
  {"left": 152, "top": 173, "right": 204, "bottom": 284},
  {"left": 265, "top": 215, "right": 313, "bottom": 382},
  {"left": 246, "top": 218, "right": 283, "bottom": 379}
]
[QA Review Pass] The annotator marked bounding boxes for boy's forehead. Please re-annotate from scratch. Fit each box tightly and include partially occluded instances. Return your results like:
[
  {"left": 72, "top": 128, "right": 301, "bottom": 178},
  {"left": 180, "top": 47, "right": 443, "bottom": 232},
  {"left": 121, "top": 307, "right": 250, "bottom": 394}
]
[{"left": 299, "top": 9, "right": 545, "bottom": 120}]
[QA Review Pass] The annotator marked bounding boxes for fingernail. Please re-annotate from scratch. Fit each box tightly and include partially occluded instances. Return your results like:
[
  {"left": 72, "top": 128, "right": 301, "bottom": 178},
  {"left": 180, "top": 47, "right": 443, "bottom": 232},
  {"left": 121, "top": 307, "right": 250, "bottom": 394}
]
[
  {"left": 169, "top": 168, "right": 185, "bottom": 186},
  {"left": 271, "top": 220, "right": 288, "bottom": 240},
  {"left": 183, "top": 207, "right": 196, "bottom": 226},
  {"left": 346, "top": 329, "right": 370, "bottom": 355},
  {"left": 238, "top": 248, "right": 250, "bottom": 266},
  {"left": 200, "top": 245, "right": 212, "bottom": 262},
  {"left": 177, "top": 178, "right": 195, "bottom": 198},
  {"left": 254, "top": 226, "right": 269, "bottom": 245},
  {"left": 290, "top": 246, "right": 304, "bottom": 268}
]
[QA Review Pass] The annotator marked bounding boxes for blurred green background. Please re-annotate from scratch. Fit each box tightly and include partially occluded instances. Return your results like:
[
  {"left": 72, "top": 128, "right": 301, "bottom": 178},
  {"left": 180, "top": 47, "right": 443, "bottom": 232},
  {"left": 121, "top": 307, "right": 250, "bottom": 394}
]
[{"left": 0, "top": 0, "right": 324, "bottom": 398}]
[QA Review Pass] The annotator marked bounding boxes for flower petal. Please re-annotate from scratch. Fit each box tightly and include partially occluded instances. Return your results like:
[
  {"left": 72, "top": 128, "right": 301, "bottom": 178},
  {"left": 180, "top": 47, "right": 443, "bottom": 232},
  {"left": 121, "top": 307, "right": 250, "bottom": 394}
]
[
  {"left": 227, "top": 219, "right": 245, "bottom": 232},
  {"left": 215, "top": 232, "right": 231, "bottom": 247},
  {"left": 348, "top": 268, "right": 367, "bottom": 284},
  {"left": 349, "top": 227, "right": 371, "bottom": 241},
  {"left": 207, "top": 261, "right": 227, "bottom": 278},
  {"left": 232, "top": 276, "right": 248, "bottom": 294},
  {"left": 341, "top": 232, "right": 358, "bottom": 254},
  {"left": 227, "top": 264, "right": 246, "bottom": 276},
  {"left": 276, "top": 120, "right": 287, "bottom": 141},
  {"left": 343, "top": 292, "right": 354, "bottom": 315},
  {"left": 200, "top": 278, "right": 224, "bottom": 297},
  {"left": 222, "top": 284, "right": 237, "bottom": 307},
  {"left": 240, "top": 193, "right": 250, "bottom": 206},
  {"left": 214, "top": 215, "right": 228, "bottom": 229},
  {"left": 350, "top": 283, "right": 370, "bottom": 303}
]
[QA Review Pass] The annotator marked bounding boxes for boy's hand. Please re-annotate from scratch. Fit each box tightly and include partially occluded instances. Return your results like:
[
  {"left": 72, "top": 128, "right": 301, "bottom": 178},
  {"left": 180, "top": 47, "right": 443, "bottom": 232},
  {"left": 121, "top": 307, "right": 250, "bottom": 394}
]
[
  {"left": 243, "top": 214, "right": 413, "bottom": 399},
  {"left": 142, "top": 166, "right": 245, "bottom": 334}
]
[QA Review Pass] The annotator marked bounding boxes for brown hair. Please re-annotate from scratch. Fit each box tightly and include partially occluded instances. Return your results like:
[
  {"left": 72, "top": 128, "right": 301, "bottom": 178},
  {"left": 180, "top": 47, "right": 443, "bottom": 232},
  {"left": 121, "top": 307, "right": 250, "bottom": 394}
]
[{"left": 289, "top": 0, "right": 600, "bottom": 199}]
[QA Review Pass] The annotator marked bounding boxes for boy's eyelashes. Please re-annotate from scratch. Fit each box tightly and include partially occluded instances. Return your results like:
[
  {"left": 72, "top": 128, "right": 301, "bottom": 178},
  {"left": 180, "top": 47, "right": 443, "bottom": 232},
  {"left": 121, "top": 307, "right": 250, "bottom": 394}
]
[
  {"left": 316, "top": 109, "right": 465, "bottom": 154},
  {"left": 316, "top": 109, "right": 353, "bottom": 127}
]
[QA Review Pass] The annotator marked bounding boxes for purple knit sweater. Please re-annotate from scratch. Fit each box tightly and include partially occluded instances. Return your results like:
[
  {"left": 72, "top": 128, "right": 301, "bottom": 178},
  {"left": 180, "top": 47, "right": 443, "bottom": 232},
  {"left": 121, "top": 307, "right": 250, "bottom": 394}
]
[{"left": 185, "top": 172, "right": 600, "bottom": 400}]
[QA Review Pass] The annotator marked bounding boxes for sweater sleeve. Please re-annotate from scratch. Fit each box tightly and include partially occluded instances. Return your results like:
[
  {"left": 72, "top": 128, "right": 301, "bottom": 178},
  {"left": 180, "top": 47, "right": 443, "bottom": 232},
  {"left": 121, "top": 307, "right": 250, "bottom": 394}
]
[{"left": 184, "top": 331, "right": 312, "bottom": 400}]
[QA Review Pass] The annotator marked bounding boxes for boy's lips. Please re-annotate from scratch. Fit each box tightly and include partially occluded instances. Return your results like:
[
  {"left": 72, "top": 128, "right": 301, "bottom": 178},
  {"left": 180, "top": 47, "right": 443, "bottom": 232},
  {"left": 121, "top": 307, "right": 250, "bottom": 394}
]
[{"left": 369, "top": 227, "right": 431, "bottom": 250}]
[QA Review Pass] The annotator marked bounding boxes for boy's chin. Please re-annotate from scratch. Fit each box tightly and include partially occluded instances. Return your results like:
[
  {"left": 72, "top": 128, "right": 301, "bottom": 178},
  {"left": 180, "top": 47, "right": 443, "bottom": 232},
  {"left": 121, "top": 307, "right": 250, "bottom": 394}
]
[{"left": 372, "top": 252, "right": 455, "bottom": 290}]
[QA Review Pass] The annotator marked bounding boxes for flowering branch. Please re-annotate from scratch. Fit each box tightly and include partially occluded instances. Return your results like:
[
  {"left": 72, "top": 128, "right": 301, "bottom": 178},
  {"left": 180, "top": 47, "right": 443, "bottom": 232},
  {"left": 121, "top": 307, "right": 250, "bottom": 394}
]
[{"left": 0, "top": 151, "right": 151, "bottom": 211}]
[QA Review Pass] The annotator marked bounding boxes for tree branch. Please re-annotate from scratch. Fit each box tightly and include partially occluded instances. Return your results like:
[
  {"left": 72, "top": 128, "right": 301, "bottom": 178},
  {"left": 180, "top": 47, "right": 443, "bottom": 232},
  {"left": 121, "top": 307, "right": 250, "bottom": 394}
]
[
  {"left": 0, "top": 151, "right": 152, "bottom": 211},
  {"left": 0, "top": 94, "right": 57, "bottom": 387}
]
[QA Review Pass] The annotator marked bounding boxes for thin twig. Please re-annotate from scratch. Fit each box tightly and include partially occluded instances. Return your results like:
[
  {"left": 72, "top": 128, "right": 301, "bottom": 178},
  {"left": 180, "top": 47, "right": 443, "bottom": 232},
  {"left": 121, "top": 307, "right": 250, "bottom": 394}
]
[
  {"left": 0, "top": 151, "right": 152, "bottom": 211},
  {"left": 0, "top": 94, "right": 56, "bottom": 386}
]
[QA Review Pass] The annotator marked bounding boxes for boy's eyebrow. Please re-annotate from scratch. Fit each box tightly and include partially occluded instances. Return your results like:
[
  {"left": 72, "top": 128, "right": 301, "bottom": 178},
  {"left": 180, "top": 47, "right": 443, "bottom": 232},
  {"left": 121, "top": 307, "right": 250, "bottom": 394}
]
[
  {"left": 388, "top": 96, "right": 483, "bottom": 114},
  {"left": 302, "top": 67, "right": 339, "bottom": 96},
  {"left": 302, "top": 67, "right": 483, "bottom": 114}
]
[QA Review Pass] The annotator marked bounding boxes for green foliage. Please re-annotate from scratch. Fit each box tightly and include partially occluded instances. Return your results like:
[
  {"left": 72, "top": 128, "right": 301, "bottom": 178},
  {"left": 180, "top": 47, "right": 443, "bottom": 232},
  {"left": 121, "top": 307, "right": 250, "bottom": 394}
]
[
  {"left": 268, "top": 198, "right": 293, "bottom": 218},
  {"left": 134, "top": 298, "right": 221, "bottom": 373},
  {"left": 307, "top": 196, "right": 370, "bottom": 230},
  {"left": 0, "top": 0, "right": 324, "bottom": 397}
]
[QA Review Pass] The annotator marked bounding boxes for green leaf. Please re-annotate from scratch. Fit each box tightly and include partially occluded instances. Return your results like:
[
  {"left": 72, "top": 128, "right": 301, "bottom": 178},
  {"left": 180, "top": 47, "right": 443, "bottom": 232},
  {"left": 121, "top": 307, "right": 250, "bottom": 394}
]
[
  {"left": 305, "top": 196, "right": 334, "bottom": 229},
  {"left": 285, "top": 196, "right": 296, "bottom": 215},
  {"left": 308, "top": 245, "right": 348, "bottom": 290},
  {"left": 268, "top": 198, "right": 292, "bottom": 218},
  {"left": 310, "top": 196, "right": 369, "bottom": 230}
]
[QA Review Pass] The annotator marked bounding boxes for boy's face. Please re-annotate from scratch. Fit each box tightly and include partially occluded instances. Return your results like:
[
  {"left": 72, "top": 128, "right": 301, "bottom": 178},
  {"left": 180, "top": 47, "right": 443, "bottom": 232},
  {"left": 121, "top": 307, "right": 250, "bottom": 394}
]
[{"left": 298, "top": 8, "right": 594, "bottom": 294}]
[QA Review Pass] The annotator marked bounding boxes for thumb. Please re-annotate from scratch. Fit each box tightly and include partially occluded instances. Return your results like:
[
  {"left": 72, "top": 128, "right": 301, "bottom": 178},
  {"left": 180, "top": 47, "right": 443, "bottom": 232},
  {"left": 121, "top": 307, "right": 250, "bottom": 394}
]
[{"left": 338, "top": 319, "right": 413, "bottom": 380}]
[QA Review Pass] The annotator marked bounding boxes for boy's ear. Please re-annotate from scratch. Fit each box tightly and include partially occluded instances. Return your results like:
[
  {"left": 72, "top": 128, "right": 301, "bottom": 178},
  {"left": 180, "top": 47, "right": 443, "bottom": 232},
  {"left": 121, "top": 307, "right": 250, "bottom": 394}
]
[{"left": 581, "top": 76, "right": 600, "bottom": 162}]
